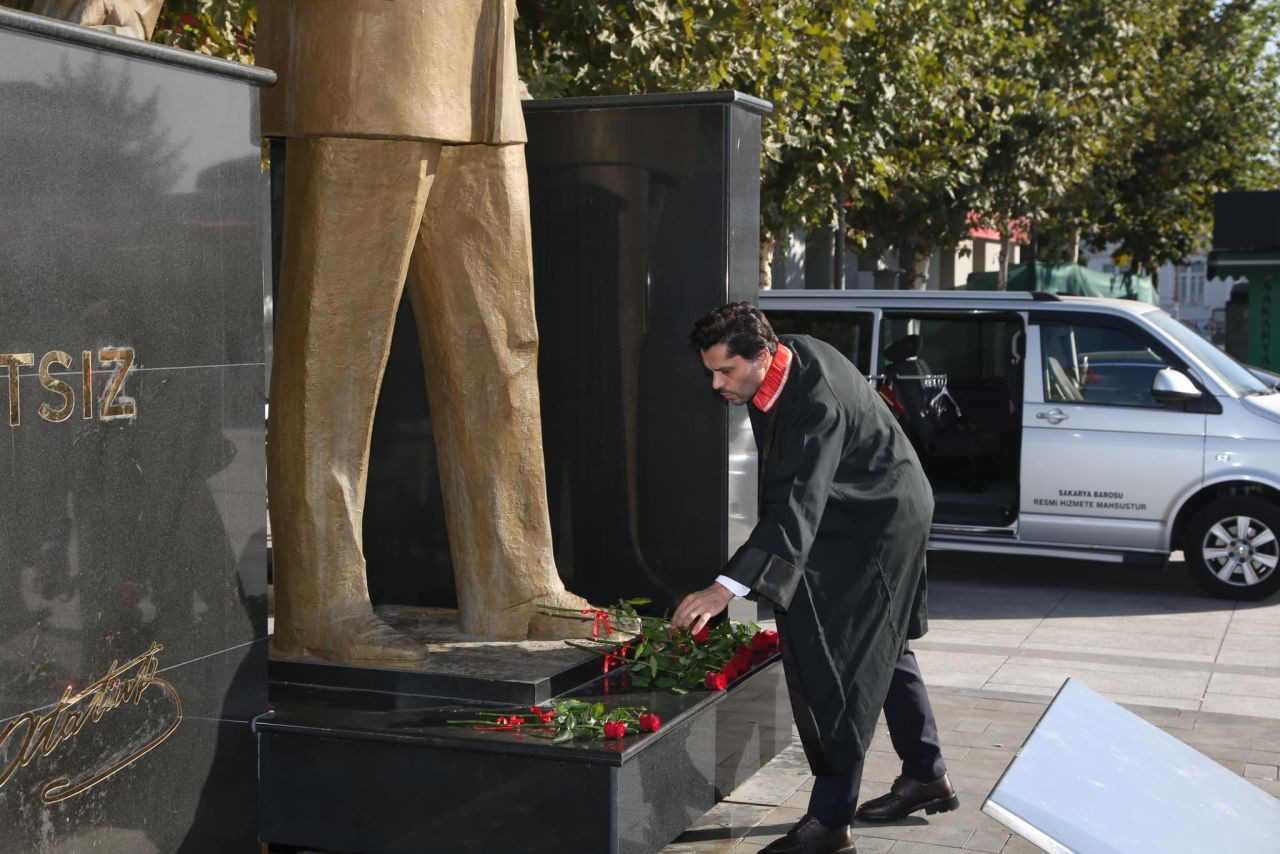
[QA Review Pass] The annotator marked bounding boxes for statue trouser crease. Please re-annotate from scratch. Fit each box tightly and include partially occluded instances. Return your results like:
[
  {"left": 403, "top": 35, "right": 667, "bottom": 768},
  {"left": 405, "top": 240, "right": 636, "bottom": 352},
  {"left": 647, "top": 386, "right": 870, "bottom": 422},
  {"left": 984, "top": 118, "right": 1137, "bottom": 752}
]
[{"left": 267, "top": 137, "right": 590, "bottom": 664}]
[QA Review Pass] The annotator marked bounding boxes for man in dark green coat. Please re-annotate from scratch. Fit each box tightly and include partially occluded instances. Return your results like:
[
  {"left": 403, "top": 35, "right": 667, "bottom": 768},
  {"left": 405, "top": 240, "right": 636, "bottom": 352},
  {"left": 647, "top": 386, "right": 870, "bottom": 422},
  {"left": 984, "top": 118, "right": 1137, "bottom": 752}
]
[{"left": 674, "top": 303, "right": 957, "bottom": 854}]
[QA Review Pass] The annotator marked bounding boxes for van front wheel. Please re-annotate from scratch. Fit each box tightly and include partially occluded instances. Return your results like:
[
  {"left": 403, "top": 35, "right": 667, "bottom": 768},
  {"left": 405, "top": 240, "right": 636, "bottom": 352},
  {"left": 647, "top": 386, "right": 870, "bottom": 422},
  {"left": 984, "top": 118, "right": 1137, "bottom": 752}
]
[{"left": 1185, "top": 498, "right": 1280, "bottom": 600}]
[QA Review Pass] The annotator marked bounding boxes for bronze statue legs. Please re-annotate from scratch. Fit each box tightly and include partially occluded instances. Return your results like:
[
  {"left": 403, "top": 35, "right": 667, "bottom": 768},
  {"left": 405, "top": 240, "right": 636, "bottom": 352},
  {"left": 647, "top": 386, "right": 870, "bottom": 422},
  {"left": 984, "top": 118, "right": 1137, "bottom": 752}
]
[{"left": 268, "top": 137, "right": 587, "bottom": 664}]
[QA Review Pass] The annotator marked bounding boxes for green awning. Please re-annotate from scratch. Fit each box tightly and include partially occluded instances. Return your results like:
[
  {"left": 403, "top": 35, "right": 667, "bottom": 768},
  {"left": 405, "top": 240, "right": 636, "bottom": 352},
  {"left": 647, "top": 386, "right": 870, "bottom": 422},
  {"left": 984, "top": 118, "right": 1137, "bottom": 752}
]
[{"left": 965, "top": 263, "right": 1157, "bottom": 304}]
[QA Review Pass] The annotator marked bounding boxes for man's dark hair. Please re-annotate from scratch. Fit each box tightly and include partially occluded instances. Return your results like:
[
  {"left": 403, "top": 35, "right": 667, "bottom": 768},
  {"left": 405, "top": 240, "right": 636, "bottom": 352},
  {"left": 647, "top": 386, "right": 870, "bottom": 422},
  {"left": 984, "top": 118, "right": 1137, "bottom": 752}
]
[{"left": 689, "top": 302, "right": 778, "bottom": 359}]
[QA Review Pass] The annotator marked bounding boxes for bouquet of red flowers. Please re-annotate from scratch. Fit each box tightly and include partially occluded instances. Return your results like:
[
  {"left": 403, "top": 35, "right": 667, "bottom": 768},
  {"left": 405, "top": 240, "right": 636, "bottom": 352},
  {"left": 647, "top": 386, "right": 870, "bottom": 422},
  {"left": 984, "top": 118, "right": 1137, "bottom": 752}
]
[{"left": 540, "top": 599, "right": 780, "bottom": 695}]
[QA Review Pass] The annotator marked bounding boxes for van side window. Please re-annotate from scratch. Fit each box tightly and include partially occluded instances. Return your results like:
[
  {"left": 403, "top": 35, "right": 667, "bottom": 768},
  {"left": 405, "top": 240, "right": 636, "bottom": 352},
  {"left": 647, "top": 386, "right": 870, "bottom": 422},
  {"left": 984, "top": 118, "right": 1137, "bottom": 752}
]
[
  {"left": 766, "top": 310, "right": 874, "bottom": 375},
  {"left": 1040, "top": 322, "right": 1169, "bottom": 407}
]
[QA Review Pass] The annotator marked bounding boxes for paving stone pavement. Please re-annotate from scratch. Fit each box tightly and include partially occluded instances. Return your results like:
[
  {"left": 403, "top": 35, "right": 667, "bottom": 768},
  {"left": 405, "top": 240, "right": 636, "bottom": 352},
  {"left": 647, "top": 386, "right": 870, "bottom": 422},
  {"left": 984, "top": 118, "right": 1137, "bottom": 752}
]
[{"left": 665, "top": 555, "right": 1280, "bottom": 853}]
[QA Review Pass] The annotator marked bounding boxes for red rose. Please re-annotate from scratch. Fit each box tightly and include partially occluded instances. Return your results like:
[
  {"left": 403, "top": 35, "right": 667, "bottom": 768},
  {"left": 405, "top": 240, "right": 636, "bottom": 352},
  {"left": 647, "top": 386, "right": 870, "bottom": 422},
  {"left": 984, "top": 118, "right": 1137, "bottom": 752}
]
[
  {"left": 704, "top": 672, "right": 728, "bottom": 691},
  {"left": 732, "top": 646, "right": 754, "bottom": 668},
  {"left": 602, "top": 720, "right": 626, "bottom": 739},
  {"left": 720, "top": 662, "right": 740, "bottom": 681},
  {"left": 691, "top": 626, "right": 709, "bottom": 644},
  {"left": 638, "top": 713, "right": 661, "bottom": 732},
  {"left": 752, "top": 630, "right": 780, "bottom": 652}
]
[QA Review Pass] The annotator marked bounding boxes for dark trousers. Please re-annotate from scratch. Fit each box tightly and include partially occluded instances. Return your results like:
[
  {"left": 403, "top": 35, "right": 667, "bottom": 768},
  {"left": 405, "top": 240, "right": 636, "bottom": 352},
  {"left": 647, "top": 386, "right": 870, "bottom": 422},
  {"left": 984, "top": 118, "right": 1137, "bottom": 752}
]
[{"left": 791, "top": 647, "right": 947, "bottom": 828}]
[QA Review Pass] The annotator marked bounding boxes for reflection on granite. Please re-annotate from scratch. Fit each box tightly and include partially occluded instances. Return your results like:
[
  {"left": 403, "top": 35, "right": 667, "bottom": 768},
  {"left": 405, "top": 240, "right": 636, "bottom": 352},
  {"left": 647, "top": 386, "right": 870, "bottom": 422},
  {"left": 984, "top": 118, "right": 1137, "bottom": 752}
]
[{"left": 0, "top": 9, "right": 271, "bottom": 851}]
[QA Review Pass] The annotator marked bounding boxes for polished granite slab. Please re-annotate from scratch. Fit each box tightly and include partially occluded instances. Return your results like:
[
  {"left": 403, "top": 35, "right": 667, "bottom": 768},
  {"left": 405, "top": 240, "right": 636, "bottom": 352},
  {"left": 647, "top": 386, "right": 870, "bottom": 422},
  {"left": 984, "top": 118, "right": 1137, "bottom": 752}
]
[
  {"left": 984, "top": 677, "right": 1280, "bottom": 853},
  {"left": 0, "top": 8, "right": 272, "bottom": 852},
  {"left": 259, "top": 656, "right": 786, "bottom": 854}
]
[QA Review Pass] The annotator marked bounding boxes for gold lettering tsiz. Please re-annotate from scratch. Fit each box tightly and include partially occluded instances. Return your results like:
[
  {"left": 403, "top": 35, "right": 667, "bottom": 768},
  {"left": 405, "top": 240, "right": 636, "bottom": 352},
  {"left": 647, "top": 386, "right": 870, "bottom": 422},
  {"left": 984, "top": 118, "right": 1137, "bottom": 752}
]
[{"left": 1, "top": 346, "right": 138, "bottom": 427}]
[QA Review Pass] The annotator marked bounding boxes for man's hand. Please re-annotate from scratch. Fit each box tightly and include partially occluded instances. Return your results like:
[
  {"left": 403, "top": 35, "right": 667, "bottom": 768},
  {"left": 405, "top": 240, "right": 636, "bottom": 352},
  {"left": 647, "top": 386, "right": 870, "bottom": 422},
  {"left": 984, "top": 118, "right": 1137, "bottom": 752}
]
[{"left": 672, "top": 582, "right": 736, "bottom": 635}]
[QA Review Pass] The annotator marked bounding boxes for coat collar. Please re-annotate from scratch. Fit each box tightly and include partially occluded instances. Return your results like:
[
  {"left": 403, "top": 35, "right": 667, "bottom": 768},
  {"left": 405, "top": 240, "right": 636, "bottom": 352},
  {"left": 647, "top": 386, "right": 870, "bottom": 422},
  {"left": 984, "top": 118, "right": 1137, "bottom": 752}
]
[{"left": 751, "top": 342, "right": 792, "bottom": 412}]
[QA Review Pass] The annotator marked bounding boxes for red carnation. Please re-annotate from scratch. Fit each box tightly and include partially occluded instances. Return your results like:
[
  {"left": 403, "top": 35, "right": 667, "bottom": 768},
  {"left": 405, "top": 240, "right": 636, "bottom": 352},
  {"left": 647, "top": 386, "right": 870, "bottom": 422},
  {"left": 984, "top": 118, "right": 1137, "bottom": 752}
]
[
  {"left": 704, "top": 672, "right": 728, "bottom": 691},
  {"left": 638, "top": 713, "right": 661, "bottom": 733},
  {"left": 602, "top": 720, "right": 627, "bottom": 739},
  {"left": 691, "top": 626, "right": 709, "bottom": 644}
]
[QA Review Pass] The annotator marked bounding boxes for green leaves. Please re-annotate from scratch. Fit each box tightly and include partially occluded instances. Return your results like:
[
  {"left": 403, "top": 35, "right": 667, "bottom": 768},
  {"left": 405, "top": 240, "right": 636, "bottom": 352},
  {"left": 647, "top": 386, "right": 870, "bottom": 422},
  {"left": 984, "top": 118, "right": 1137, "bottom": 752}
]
[
  {"left": 151, "top": 0, "right": 257, "bottom": 63},
  {"left": 517, "top": 0, "right": 1279, "bottom": 284}
]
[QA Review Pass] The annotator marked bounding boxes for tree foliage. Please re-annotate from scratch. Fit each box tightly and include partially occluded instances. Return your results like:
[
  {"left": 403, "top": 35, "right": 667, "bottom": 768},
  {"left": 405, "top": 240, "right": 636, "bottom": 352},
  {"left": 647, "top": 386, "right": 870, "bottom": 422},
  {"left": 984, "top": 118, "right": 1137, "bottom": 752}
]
[
  {"left": 517, "top": 0, "right": 860, "bottom": 234},
  {"left": 1053, "top": 0, "right": 1280, "bottom": 276},
  {"left": 518, "top": 0, "right": 1280, "bottom": 283},
  {"left": 152, "top": 0, "right": 256, "bottom": 64}
]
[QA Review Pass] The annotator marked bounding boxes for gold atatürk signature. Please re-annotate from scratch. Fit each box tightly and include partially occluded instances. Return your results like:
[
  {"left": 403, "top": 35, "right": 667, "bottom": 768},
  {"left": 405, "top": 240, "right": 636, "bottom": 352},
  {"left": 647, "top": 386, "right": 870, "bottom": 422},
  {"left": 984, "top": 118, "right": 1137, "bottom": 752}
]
[{"left": 0, "top": 642, "right": 182, "bottom": 803}]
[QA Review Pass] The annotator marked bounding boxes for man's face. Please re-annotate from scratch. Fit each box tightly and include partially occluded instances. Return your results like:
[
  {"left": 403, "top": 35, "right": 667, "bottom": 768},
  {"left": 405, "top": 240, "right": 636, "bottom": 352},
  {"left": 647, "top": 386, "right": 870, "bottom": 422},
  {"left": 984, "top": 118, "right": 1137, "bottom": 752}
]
[{"left": 700, "top": 343, "right": 771, "bottom": 406}]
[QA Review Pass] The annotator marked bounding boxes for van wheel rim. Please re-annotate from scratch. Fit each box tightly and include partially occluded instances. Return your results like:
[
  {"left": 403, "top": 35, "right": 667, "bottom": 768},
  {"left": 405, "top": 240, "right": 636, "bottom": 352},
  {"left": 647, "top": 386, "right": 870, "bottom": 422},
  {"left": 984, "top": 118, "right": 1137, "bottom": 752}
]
[{"left": 1201, "top": 516, "right": 1278, "bottom": 587}]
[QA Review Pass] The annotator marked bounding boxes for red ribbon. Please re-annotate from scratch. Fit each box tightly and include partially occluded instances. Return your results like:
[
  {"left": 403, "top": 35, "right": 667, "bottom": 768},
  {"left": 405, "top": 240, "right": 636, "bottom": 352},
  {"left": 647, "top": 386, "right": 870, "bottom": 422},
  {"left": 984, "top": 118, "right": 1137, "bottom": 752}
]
[
  {"left": 580, "top": 608, "right": 613, "bottom": 639},
  {"left": 601, "top": 641, "right": 630, "bottom": 674},
  {"left": 475, "top": 714, "right": 526, "bottom": 731}
]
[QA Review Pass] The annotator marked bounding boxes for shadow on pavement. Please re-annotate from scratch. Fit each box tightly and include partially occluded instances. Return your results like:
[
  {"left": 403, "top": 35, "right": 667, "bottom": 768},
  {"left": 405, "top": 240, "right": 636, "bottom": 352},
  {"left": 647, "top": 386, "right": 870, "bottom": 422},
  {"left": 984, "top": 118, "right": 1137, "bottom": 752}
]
[{"left": 925, "top": 551, "right": 1278, "bottom": 619}]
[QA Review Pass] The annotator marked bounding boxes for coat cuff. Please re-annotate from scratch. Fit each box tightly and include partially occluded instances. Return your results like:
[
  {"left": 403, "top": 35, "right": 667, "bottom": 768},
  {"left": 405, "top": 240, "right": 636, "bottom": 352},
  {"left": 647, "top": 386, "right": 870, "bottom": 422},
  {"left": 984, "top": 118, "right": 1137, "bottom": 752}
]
[{"left": 723, "top": 545, "right": 803, "bottom": 611}]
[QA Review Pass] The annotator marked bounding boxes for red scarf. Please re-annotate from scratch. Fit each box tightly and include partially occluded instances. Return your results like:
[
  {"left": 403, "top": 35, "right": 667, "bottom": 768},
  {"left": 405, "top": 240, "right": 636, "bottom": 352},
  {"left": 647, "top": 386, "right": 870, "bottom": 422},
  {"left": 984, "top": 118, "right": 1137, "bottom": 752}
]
[{"left": 751, "top": 342, "right": 792, "bottom": 412}]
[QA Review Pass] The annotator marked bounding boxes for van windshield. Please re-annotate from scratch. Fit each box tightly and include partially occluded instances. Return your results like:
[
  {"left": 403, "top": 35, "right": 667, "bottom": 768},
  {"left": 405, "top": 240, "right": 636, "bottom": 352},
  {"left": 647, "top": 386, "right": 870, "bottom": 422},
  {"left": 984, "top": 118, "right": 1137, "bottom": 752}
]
[{"left": 1145, "top": 310, "right": 1272, "bottom": 396}]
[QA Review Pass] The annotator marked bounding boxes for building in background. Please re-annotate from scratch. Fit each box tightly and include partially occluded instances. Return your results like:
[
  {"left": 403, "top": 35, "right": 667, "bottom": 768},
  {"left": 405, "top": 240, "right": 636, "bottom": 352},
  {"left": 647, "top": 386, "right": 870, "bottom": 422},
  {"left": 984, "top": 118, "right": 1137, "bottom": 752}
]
[
  {"left": 1081, "top": 248, "right": 1240, "bottom": 346},
  {"left": 769, "top": 224, "right": 1027, "bottom": 291}
]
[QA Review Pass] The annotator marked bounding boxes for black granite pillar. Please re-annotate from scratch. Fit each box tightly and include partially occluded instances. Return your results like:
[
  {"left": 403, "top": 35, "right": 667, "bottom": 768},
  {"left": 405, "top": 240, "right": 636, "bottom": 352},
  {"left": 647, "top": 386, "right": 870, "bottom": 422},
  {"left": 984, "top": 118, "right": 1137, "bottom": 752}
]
[
  {"left": 362, "top": 92, "right": 767, "bottom": 614},
  {"left": 0, "top": 10, "right": 273, "bottom": 851}
]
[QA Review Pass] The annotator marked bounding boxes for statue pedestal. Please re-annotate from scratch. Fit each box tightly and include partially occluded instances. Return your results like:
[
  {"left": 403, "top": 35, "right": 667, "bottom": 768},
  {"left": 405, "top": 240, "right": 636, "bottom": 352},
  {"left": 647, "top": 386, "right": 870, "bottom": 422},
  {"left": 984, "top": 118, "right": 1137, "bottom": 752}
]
[
  {"left": 270, "top": 606, "right": 605, "bottom": 705},
  {"left": 257, "top": 656, "right": 789, "bottom": 854}
]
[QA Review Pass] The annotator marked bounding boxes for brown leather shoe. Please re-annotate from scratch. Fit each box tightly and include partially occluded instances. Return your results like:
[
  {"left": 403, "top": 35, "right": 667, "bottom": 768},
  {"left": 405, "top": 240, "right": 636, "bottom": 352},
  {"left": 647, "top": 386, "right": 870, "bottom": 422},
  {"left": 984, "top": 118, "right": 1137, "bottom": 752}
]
[
  {"left": 761, "top": 814, "right": 856, "bottom": 854},
  {"left": 855, "top": 773, "right": 959, "bottom": 822}
]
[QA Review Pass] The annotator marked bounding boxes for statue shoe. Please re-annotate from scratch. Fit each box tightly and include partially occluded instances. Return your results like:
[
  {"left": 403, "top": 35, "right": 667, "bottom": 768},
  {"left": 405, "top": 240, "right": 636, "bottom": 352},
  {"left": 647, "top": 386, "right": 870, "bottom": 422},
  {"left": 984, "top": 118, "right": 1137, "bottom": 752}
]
[
  {"left": 855, "top": 773, "right": 959, "bottom": 822},
  {"left": 274, "top": 611, "right": 427, "bottom": 669},
  {"left": 761, "top": 815, "right": 855, "bottom": 854}
]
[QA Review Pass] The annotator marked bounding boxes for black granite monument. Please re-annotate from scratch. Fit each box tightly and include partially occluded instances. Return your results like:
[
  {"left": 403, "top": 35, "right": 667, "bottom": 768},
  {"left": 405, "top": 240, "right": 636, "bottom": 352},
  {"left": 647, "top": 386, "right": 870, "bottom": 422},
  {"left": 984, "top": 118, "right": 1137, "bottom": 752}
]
[{"left": 0, "top": 9, "right": 273, "bottom": 851}]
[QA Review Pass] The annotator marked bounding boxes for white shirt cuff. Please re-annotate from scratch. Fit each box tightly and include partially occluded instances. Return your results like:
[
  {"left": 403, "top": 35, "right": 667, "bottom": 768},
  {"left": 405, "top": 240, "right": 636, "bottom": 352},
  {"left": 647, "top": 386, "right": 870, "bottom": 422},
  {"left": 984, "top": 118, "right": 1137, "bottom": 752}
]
[{"left": 715, "top": 575, "right": 751, "bottom": 598}]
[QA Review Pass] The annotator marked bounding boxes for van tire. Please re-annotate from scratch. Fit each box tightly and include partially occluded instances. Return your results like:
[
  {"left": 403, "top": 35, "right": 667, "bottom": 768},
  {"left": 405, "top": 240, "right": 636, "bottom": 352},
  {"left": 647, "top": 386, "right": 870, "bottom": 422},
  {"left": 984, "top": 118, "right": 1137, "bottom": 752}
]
[{"left": 1185, "top": 497, "right": 1280, "bottom": 600}]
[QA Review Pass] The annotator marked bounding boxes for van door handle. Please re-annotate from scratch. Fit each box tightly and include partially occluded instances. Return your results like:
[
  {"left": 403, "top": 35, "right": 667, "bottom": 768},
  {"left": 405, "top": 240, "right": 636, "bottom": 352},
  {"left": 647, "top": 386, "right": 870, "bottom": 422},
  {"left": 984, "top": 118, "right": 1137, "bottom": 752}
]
[{"left": 1036, "top": 409, "right": 1068, "bottom": 425}]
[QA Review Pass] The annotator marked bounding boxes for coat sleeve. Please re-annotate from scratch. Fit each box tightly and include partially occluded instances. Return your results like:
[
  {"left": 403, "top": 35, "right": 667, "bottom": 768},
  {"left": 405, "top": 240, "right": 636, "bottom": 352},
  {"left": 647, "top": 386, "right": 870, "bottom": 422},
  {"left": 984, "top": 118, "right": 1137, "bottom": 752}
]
[{"left": 722, "top": 391, "right": 845, "bottom": 611}]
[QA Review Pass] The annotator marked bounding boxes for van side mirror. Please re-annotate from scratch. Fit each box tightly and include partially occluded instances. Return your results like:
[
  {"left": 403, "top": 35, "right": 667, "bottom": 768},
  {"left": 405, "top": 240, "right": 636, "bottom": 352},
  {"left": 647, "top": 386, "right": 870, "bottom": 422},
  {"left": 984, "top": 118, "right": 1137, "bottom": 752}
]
[{"left": 1151, "top": 368, "right": 1202, "bottom": 401}]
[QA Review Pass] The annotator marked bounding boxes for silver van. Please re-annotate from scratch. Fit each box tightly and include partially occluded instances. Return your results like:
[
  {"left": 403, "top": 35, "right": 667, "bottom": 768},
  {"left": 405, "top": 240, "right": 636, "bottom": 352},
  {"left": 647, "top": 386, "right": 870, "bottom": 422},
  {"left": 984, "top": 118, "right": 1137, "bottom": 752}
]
[{"left": 758, "top": 290, "right": 1280, "bottom": 600}]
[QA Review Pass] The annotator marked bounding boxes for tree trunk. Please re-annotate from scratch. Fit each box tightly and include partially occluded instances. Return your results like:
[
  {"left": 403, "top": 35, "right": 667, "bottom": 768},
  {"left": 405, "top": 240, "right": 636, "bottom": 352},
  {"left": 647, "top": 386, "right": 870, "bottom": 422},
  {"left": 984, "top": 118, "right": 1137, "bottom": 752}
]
[
  {"left": 906, "top": 244, "right": 931, "bottom": 290},
  {"left": 1070, "top": 226, "right": 1080, "bottom": 265},
  {"left": 760, "top": 234, "right": 775, "bottom": 290},
  {"left": 998, "top": 236, "right": 1011, "bottom": 290}
]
